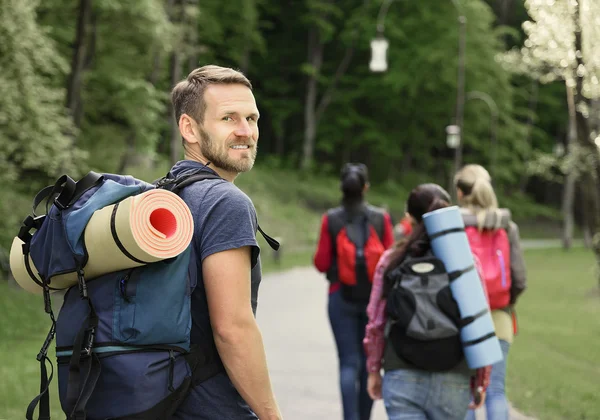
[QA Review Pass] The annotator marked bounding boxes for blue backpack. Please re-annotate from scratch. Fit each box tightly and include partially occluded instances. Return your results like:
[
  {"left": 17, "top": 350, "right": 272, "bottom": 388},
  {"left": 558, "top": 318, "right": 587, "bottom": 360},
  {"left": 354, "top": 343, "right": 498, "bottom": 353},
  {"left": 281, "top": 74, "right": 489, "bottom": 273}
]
[{"left": 16, "top": 169, "right": 279, "bottom": 420}]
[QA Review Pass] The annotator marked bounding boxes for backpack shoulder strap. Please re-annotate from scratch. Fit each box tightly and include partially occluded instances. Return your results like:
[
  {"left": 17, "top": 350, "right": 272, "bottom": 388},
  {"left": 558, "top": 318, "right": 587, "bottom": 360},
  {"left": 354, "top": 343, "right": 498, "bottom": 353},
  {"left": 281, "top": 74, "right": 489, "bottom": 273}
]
[
  {"left": 365, "top": 205, "right": 385, "bottom": 241},
  {"left": 326, "top": 207, "right": 346, "bottom": 239},
  {"left": 159, "top": 169, "right": 280, "bottom": 251}
]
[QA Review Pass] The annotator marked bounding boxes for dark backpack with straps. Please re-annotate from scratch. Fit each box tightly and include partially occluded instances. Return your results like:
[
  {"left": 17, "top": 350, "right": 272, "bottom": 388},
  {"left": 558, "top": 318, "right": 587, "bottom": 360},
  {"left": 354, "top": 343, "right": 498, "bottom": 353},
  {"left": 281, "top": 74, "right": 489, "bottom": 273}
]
[
  {"left": 16, "top": 169, "right": 279, "bottom": 420},
  {"left": 327, "top": 205, "right": 386, "bottom": 303},
  {"left": 384, "top": 251, "right": 473, "bottom": 372}
]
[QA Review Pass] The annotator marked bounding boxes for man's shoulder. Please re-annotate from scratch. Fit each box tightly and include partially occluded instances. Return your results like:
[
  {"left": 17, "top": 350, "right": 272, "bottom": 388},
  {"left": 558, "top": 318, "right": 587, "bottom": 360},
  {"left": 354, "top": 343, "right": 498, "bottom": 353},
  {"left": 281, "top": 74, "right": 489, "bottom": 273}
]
[{"left": 184, "top": 178, "right": 255, "bottom": 208}]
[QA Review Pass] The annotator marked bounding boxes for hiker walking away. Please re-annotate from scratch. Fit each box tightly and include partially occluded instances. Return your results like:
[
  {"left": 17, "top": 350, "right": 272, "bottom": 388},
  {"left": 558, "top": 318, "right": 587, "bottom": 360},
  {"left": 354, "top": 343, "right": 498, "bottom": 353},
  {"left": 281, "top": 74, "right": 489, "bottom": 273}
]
[
  {"left": 313, "top": 163, "right": 394, "bottom": 420},
  {"left": 455, "top": 164, "right": 527, "bottom": 420},
  {"left": 364, "top": 183, "right": 490, "bottom": 420},
  {"left": 169, "top": 65, "right": 282, "bottom": 420}
]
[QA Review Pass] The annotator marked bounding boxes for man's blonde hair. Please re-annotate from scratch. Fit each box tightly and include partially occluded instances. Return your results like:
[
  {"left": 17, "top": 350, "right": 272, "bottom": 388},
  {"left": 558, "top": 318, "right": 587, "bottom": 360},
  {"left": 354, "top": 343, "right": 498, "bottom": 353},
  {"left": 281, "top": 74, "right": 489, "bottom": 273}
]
[{"left": 171, "top": 65, "right": 252, "bottom": 124}]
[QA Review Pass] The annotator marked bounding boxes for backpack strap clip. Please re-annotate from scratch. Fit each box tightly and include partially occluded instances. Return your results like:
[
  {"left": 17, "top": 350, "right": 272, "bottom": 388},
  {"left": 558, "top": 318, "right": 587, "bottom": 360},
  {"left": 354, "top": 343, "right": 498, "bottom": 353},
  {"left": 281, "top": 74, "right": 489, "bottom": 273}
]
[
  {"left": 18, "top": 214, "right": 46, "bottom": 244},
  {"left": 77, "top": 268, "right": 88, "bottom": 299},
  {"left": 81, "top": 327, "right": 96, "bottom": 357}
]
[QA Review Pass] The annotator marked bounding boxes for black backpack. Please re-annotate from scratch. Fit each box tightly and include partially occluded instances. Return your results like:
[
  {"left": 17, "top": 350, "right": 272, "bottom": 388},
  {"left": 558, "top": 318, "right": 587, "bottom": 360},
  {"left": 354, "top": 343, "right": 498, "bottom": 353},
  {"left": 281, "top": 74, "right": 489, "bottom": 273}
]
[{"left": 384, "top": 252, "right": 465, "bottom": 371}]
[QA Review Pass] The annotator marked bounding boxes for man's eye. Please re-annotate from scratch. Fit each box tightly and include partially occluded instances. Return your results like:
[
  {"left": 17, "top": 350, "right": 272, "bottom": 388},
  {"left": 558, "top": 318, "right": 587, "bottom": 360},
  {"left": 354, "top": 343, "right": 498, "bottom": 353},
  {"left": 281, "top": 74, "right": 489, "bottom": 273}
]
[{"left": 223, "top": 116, "right": 233, "bottom": 121}]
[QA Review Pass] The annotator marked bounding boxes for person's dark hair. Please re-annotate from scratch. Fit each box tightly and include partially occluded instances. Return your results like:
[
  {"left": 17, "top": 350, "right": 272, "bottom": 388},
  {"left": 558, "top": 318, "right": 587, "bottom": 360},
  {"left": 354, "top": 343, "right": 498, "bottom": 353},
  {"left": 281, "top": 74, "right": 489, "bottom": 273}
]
[
  {"left": 340, "top": 163, "right": 368, "bottom": 206},
  {"left": 381, "top": 183, "right": 451, "bottom": 298}
]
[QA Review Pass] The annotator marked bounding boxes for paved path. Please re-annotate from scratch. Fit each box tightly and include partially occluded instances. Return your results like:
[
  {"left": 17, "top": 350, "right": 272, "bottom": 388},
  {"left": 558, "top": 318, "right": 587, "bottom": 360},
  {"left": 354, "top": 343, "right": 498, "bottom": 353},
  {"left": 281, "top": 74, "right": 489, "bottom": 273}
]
[{"left": 257, "top": 266, "right": 537, "bottom": 420}]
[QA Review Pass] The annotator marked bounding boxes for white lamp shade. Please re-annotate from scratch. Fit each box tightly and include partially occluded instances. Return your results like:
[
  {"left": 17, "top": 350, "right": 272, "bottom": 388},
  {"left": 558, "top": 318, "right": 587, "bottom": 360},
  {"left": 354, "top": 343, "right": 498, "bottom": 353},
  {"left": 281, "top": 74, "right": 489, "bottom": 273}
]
[
  {"left": 446, "top": 125, "right": 461, "bottom": 149},
  {"left": 370, "top": 37, "right": 389, "bottom": 72}
]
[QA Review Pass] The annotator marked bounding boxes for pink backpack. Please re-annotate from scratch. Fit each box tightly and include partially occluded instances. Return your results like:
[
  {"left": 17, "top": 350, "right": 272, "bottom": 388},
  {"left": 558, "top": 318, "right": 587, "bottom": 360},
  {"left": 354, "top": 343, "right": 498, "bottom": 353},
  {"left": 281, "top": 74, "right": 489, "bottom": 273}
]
[{"left": 465, "top": 227, "right": 511, "bottom": 310}]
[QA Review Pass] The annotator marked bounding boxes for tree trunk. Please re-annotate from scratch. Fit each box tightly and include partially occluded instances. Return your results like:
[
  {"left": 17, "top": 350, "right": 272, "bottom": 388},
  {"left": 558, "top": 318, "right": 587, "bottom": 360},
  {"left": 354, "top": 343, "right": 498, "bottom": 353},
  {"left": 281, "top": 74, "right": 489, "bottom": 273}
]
[
  {"left": 117, "top": 135, "right": 136, "bottom": 173},
  {"left": 519, "top": 80, "right": 539, "bottom": 193},
  {"left": 562, "top": 83, "right": 577, "bottom": 250},
  {"left": 301, "top": 0, "right": 368, "bottom": 171},
  {"left": 149, "top": 48, "right": 162, "bottom": 86},
  {"left": 301, "top": 27, "right": 322, "bottom": 171},
  {"left": 572, "top": 2, "right": 600, "bottom": 285},
  {"left": 186, "top": 0, "right": 200, "bottom": 72},
  {"left": 66, "top": 0, "right": 93, "bottom": 128},
  {"left": 274, "top": 122, "right": 285, "bottom": 158},
  {"left": 169, "top": 51, "right": 183, "bottom": 165}
]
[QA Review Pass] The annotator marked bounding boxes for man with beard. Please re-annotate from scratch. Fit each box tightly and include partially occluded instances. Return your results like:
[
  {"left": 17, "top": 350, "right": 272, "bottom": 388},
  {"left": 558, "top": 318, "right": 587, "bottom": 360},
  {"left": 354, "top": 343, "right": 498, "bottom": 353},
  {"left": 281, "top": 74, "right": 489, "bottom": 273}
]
[{"left": 169, "top": 65, "right": 282, "bottom": 420}]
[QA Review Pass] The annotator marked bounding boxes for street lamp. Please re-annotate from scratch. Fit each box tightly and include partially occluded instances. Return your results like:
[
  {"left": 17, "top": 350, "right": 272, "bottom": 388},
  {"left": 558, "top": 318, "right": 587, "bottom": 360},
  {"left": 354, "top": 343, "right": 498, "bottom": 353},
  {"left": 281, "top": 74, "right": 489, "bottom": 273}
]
[
  {"left": 450, "top": 0, "right": 467, "bottom": 184},
  {"left": 446, "top": 125, "right": 461, "bottom": 149},
  {"left": 465, "top": 91, "right": 499, "bottom": 177},
  {"left": 370, "top": 37, "right": 390, "bottom": 72},
  {"left": 369, "top": 0, "right": 396, "bottom": 72}
]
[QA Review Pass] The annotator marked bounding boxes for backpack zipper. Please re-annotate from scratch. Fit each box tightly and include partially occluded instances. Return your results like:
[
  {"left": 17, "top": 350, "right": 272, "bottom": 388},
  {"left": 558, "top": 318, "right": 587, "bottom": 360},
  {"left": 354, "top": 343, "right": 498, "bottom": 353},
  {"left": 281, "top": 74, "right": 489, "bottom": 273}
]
[
  {"left": 119, "top": 270, "right": 134, "bottom": 302},
  {"left": 496, "top": 250, "right": 507, "bottom": 288},
  {"left": 168, "top": 350, "right": 176, "bottom": 392}
]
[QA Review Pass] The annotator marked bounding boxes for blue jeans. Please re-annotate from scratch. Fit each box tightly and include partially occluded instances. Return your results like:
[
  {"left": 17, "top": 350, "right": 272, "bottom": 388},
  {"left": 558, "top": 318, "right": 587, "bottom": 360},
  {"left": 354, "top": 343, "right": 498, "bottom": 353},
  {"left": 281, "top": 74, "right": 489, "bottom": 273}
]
[
  {"left": 465, "top": 339, "right": 511, "bottom": 420},
  {"left": 328, "top": 289, "right": 373, "bottom": 420},
  {"left": 171, "top": 373, "right": 258, "bottom": 419},
  {"left": 382, "top": 369, "right": 471, "bottom": 420}
]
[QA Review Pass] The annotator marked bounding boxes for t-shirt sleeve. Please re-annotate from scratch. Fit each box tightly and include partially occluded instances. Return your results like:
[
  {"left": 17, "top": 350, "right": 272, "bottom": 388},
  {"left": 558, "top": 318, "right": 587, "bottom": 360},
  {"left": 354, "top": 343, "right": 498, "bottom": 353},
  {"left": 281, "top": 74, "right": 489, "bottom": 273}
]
[{"left": 192, "top": 183, "right": 259, "bottom": 266}]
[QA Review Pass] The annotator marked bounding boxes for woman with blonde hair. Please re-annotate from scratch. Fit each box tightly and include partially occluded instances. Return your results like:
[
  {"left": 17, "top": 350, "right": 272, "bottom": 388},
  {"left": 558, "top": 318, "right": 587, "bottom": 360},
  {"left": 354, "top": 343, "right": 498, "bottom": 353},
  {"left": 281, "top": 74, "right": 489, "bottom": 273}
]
[{"left": 455, "top": 164, "right": 527, "bottom": 420}]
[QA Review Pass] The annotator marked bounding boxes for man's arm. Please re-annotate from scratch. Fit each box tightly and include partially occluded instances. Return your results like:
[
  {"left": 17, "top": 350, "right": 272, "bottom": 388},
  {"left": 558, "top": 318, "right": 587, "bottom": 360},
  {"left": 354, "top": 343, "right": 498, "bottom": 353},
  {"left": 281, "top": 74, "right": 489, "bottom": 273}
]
[{"left": 203, "top": 246, "right": 282, "bottom": 420}]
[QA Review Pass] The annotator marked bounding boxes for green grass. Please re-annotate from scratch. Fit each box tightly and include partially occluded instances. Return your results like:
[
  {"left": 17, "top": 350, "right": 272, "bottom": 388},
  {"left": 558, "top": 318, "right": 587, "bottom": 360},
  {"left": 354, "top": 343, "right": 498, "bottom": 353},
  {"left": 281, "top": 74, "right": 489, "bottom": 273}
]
[
  {"left": 0, "top": 281, "right": 63, "bottom": 419},
  {"left": 2, "top": 248, "right": 598, "bottom": 419},
  {"left": 0, "top": 164, "right": 587, "bottom": 419},
  {"left": 507, "top": 248, "right": 600, "bottom": 420}
]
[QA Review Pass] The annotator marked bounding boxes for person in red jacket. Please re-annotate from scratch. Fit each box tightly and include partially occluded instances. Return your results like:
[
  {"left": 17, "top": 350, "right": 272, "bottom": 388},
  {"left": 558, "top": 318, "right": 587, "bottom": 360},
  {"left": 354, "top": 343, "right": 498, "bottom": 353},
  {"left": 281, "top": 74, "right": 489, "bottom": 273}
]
[{"left": 313, "top": 163, "right": 394, "bottom": 420}]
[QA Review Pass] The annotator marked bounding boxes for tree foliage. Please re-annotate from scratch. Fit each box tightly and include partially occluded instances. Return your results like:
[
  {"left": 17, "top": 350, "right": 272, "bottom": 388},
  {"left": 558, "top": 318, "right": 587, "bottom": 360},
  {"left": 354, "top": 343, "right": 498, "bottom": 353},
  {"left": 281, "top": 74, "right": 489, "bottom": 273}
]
[{"left": 0, "top": 0, "right": 588, "bottom": 249}]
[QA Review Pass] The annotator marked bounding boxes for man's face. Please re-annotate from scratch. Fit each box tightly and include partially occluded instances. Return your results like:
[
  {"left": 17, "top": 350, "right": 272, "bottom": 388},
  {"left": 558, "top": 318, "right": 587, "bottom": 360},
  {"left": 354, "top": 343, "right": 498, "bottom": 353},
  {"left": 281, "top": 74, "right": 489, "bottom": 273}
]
[{"left": 196, "top": 83, "right": 259, "bottom": 175}]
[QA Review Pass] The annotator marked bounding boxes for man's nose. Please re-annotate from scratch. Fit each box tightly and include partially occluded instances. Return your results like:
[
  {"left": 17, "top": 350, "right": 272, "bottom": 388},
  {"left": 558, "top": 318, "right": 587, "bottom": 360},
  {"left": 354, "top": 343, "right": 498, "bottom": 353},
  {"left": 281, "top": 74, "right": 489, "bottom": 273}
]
[{"left": 234, "top": 119, "right": 253, "bottom": 137}]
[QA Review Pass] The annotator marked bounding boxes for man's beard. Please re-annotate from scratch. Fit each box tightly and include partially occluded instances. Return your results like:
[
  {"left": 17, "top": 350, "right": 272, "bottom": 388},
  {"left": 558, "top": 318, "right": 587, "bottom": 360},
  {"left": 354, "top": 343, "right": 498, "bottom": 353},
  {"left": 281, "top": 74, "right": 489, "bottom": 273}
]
[{"left": 199, "top": 128, "right": 257, "bottom": 173}]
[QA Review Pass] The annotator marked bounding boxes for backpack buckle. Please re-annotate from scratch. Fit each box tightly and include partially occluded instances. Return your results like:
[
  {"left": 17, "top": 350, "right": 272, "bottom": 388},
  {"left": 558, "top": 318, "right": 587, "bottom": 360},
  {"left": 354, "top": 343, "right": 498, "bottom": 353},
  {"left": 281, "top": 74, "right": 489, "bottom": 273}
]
[
  {"left": 77, "top": 269, "right": 88, "bottom": 299},
  {"left": 81, "top": 327, "right": 96, "bottom": 357},
  {"left": 53, "top": 196, "right": 67, "bottom": 210}
]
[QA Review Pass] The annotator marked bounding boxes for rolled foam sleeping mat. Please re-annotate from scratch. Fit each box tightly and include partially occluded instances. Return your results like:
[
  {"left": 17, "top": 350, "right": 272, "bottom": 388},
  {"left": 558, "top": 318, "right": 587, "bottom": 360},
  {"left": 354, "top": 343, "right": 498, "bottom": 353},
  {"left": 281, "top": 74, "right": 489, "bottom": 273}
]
[
  {"left": 422, "top": 206, "right": 503, "bottom": 369},
  {"left": 10, "top": 189, "right": 194, "bottom": 295}
]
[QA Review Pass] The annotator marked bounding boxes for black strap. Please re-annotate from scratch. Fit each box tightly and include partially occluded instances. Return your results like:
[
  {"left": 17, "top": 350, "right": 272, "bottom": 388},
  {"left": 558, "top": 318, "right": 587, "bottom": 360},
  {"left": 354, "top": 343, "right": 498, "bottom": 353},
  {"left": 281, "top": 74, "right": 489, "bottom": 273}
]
[
  {"left": 26, "top": 301, "right": 57, "bottom": 420},
  {"left": 32, "top": 186, "right": 56, "bottom": 217},
  {"left": 171, "top": 173, "right": 222, "bottom": 195},
  {"left": 22, "top": 247, "right": 45, "bottom": 288},
  {"left": 70, "top": 353, "right": 101, "bottom": 420},
  {"left": 448, "top": 264, "right": 475, "bottom": 281},
  {"left": 164, "top": 170, "right": 281, "bottom": 251},
  {"left": 69, "top": 172, "right": 104, "bottom": 207},
  {"left": 110, "top": 203, "right": 153, "bottom": 265},
  {"left": 66, "top": 270, "right": 101, "bottom": 420},
  {"left": 257, "top": 224, "right": 280, "bottom": 251},
  {"left": 56, "top": 172, "right": 104, "bottom": 210},
  {"left": 428, "top": 227, "right": 465, "bottom": 241},
  {"left": 463, "top": 331, "right": 497, "bottom": 347},
  {"left": 52, "top": 175, "right": 77, "bottom": 210},
  {"left": 25, "top": 355, "right": 54, "bottom": 420},
  {"left": 32, "top": 172, "right": 103, "bottom": 216},
  {"left": 459, "top": 307, "right": 489, "bottom": 328}
]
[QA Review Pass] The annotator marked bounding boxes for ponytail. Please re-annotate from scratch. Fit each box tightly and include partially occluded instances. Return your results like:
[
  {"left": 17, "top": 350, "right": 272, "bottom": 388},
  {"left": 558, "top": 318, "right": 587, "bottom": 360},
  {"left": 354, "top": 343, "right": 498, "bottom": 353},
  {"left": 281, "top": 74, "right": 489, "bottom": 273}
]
[
  {"left": 340, "top": 163, "right": 368, "bottom": 206},
  {"left": 454, "top": 164, "right": 498, "bottom": 229}
]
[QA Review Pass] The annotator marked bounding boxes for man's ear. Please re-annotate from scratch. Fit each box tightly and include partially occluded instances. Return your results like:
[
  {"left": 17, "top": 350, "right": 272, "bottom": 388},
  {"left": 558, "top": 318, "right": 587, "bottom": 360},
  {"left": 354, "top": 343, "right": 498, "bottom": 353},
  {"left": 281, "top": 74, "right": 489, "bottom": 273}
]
[
  {"left": 363, "top": 182, "right": 370, "bottom": 193},
  {"left": 179, "top": 114, "right": 199, "bottom": 145}
]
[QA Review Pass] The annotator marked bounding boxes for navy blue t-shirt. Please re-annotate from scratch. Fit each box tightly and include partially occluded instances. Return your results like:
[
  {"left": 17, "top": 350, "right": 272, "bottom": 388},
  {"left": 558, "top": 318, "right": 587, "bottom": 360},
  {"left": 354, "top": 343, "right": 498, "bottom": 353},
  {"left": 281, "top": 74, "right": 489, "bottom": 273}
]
[{"left": 170, "top": 160, "right": 261, "bottom": 348}]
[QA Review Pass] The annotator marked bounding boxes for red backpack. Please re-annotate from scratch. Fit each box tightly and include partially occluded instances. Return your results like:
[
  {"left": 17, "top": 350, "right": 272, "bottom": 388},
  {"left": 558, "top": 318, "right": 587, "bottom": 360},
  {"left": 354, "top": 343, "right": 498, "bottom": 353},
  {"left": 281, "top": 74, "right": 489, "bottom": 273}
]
[
  {"left": 465, "top": 227, "right": 512, "bottom": 310},
  {"left": 328, "top": 207, "right": 386, "bottom": 303}
]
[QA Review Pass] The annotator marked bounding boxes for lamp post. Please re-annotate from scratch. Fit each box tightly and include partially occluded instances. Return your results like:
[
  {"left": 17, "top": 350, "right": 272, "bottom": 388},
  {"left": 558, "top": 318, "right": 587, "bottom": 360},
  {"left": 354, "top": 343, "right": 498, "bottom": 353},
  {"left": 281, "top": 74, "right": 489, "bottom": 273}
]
[
  {"left": 369, "top": 0, "right": 396, "bottom": 72},
  {"left": 450, "top": 0, "right": 467, "bottom": 178},
  {"left": 465, "top": 91, "right": 499, "bottom": 177},
  {"left": 443, "top": 0, "right": 466, "bottom": 201}
]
